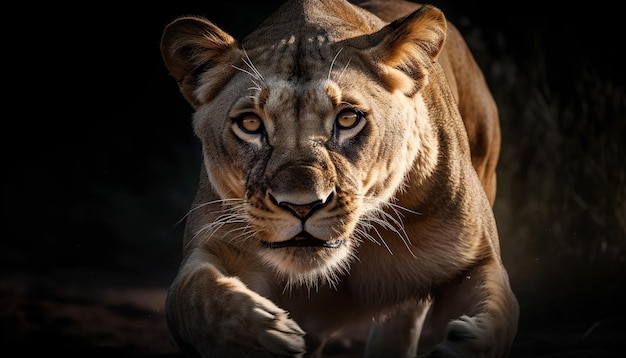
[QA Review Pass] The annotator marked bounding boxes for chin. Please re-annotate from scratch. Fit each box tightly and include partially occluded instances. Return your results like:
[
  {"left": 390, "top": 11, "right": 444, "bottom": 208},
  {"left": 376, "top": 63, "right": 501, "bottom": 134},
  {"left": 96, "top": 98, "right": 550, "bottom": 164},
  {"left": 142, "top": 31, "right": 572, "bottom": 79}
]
[{"left": 258, "top": 241, "right": 355, "bottom": 289}]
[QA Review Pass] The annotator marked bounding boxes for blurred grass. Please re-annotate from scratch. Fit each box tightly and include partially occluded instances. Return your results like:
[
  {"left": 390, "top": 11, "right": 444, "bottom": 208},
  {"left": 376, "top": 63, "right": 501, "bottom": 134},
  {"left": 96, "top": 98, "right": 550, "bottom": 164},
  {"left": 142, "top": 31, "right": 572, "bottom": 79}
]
[{"left": 461, "top": 18, "right": 626, "bottom": 320}]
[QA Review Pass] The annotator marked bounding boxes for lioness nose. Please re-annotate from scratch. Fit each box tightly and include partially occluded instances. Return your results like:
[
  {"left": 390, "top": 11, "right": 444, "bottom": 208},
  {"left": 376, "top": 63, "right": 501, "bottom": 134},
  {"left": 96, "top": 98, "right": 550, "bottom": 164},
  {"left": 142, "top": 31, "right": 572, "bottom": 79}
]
[
  {"left": 269, "top": 192, "right": 333, "bottom": 220},
  {"left": 280, "top": 200, "right": 323, "bottom": 219}
]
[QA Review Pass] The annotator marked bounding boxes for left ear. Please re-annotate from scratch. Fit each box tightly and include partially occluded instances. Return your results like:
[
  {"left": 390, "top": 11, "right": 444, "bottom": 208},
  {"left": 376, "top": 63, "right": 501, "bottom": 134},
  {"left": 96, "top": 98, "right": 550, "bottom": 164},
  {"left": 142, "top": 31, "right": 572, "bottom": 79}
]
[
  {"left": 161, "top": 16, "right": 242, "bottom": 108},
  {"left": 364, "top": 4, "right": 447, "bottom": 96}
]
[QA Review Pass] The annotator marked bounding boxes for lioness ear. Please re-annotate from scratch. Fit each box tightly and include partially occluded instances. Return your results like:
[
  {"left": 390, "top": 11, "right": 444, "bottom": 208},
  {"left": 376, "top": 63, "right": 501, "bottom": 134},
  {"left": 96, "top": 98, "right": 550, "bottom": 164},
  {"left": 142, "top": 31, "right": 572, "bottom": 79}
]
[
  {"left": 161, "top": 16, "right": 240, "bottom": 107},
  {"left": 367, "top": 5, "right": 447, "bottom": 96}
]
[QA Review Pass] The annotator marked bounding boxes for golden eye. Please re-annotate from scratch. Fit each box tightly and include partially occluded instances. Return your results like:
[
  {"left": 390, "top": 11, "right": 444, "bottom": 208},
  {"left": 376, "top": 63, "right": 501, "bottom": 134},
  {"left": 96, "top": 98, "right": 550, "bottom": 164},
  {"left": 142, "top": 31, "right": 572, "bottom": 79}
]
[
  {"left": 237, "top": 113, "right": 263, "bottom": 133},
  {"left": 336, "top": 109, "right": 362, "bottom": 130}
]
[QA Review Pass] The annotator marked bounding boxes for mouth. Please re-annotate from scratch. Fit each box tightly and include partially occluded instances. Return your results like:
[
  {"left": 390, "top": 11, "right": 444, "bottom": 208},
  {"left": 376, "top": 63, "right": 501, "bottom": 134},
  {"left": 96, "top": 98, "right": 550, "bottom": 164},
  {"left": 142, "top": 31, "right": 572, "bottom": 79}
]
[{"left": 261, "top": 232, "right": 344, "bottom": 249}]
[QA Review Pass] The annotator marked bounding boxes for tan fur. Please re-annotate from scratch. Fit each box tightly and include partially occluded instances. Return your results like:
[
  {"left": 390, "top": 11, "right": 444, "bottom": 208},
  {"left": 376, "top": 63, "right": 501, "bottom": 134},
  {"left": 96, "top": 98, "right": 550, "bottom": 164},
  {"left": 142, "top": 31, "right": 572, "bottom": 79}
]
[{"left": 161, "top": 0, "right": 518, "bottom": 357}]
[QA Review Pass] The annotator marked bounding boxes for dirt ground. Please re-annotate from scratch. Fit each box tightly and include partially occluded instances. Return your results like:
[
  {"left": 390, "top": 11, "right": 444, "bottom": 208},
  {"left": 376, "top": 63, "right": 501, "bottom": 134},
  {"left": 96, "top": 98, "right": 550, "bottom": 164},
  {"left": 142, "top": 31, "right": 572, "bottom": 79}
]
[{"left": 2, "top": 269, "right": 623, "bottom": 358}]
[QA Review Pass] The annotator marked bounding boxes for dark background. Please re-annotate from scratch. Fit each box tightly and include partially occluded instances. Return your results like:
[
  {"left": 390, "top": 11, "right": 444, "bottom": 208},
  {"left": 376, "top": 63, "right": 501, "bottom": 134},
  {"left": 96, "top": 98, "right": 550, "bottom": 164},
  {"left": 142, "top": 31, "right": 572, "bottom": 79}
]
[{"left": 2, "top": 0, "right": 625, "bottom": 356}]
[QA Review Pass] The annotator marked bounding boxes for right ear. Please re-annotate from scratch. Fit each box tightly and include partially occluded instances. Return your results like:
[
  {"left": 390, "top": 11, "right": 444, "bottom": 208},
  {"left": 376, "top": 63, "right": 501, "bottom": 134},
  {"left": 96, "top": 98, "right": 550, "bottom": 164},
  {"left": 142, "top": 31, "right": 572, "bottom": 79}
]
[
  {"left": 161, "top": 16, "right": 240, "bottom": 107},
  {"left": 357, "top": 5, "right": 447, "bottom": 96}
]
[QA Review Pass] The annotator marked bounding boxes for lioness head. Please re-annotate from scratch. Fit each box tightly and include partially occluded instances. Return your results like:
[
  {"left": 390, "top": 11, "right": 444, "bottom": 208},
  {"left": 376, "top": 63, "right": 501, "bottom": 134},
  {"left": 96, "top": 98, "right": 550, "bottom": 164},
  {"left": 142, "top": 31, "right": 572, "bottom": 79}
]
[{"left": 161, "top": 0, "right": 446, "bottom": 286}]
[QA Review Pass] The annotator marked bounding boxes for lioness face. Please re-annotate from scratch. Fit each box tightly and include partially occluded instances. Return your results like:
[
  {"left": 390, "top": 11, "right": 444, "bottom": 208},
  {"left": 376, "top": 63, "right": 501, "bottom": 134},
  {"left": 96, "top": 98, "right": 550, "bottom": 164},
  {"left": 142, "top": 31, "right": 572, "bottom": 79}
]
[
  {"left": 191, "top": 39, "right": 432, "bottom": 285},
  {"left": 160, "top": 6, "right": 445, "bottom": 286}
]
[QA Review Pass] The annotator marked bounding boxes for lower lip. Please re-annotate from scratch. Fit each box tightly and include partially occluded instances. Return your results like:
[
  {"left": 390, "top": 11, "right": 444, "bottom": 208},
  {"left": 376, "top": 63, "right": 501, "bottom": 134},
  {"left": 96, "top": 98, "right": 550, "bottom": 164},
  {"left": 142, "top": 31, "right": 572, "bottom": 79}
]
[{"left": 261, "top": 237, "right": 344, "bottom": 249}]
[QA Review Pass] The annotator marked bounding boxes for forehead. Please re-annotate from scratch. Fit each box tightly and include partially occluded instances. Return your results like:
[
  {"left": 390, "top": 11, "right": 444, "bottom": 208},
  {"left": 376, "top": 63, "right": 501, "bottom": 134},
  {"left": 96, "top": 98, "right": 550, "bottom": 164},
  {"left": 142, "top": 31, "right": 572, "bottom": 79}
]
[
  {"left": 232, "top": 77, "right": 344, "bottom": 119},
  {"left": 243, "top": 32, "right": 344, "bottom": 83}
]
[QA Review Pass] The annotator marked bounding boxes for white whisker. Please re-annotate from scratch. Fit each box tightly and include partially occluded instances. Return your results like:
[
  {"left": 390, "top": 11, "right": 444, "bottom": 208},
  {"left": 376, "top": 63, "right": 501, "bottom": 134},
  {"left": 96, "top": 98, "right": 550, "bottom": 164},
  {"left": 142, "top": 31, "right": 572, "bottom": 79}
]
[
  {"left": 337, "top": 58, "right": 351, "bottom": 83},
  {"left": 223, "top": 225, "right": 256, "bottom": 245},
  {"left": 328, "top": 47, "right": 343, "bottom": 80},
  {"left": 355, "top": 195, "right": 419, "bottom": 258},
  {"left": 232, "top": 65, "right": 260, "bottom": 81},
  {"left": 359, "top": 221, "right": 394, "bottom": 255},
  {"left": 183, "top": 198, "right": 254, "bottom": 251},
  {"left": 175, "top": 198, "right": 240, "bottom": 226},
  {"left": 235, "top": 48, "right": 264, "bottom": 82},
  {"left": 328, "top": 48, "right": 352, "bottom": 84}
]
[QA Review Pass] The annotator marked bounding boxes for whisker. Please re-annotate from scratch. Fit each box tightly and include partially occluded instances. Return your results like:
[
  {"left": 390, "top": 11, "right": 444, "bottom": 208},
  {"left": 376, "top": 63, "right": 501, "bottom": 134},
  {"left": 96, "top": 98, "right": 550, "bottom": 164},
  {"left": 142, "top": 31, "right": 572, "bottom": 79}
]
[
  {"left": 241, "top": 48, "right": 265, "bottom": 81},
  {"left": 328, "top": 47, "right": 353, "bottom": 84},
  {"left": 337, "top": 58, "right": 351, "bottom": 83},
  {"left": 386, "top": 201, "right": 422, "bottom": 216},
  {"left": 328, "top": 47, "right": 344, "bottom": 81},
  {"left": 364, "top": 222, "right": 394, "bottom": 255},
  {"left": 356, "top": 195, "right": 419, "bottom": 258},
  {"left": 232, "top": 65, "right": 260, "bottom": 81},
  {"left": 175, "top": 198, "right": 240, "bottom": 226},
  {"left": 223, "top": 224, "right": 256, "bottom": 245},
  {"left": 183, "top": 198, "right": 251, "bottom": 250},
  {"left": 373, "top": 207, "right": 416, "bottom": 258}
]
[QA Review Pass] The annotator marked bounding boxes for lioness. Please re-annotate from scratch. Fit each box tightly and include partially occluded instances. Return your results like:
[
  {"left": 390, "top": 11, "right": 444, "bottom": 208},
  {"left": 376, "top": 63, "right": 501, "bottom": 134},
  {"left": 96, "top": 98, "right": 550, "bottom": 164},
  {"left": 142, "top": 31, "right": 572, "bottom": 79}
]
[{"left": 160, "top": 0, "right": 519, "bottom": 357}]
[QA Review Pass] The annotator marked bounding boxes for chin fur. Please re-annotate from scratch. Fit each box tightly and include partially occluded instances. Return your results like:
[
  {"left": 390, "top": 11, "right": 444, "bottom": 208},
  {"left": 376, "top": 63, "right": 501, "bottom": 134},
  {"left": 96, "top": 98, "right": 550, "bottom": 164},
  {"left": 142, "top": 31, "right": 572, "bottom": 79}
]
[{"left": 258, "top": 242, "right": 356, "bottom": 290}]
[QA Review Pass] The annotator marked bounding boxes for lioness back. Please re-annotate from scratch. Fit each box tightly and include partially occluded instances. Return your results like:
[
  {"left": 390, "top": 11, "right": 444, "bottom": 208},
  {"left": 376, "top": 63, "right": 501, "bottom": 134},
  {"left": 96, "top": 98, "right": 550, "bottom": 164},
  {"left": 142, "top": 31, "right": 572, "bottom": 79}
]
[{"left": 161, "top": 0, "right": 518, "bottom": 357}]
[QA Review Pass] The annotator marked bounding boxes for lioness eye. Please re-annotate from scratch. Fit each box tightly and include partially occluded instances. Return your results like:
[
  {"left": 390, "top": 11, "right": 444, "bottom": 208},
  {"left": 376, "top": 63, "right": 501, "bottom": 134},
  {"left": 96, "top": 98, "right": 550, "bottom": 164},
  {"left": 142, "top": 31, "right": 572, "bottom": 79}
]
[
  {"left": 336, "top": 109, "right": 361, "bottom": 130},
  {"left": 237, "top": 113, "right": 263, "bottom": 134}
]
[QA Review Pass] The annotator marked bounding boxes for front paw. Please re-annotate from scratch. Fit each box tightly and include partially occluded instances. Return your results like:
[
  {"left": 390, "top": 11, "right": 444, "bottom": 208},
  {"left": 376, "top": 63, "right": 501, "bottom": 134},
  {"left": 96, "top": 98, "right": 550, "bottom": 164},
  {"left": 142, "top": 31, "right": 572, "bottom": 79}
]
[
  {"left": 214, "top": 283, "right": 307, "bottom": 357},
  {"left": 249, "top": 300, "right": 307, "bottom": 356},
  {"left": 417, "top": 315, "right": 494, "bottom": 358}
]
